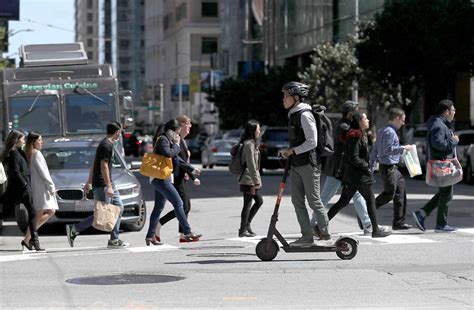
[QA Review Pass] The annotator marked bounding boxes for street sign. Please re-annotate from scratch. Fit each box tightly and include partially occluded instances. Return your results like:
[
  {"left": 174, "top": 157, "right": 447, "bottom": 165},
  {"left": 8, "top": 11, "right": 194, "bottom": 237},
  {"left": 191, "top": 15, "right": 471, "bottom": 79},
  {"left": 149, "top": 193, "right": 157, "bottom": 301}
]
[{"left": 147, "top": 106, "right": 160, "bottom": 111}]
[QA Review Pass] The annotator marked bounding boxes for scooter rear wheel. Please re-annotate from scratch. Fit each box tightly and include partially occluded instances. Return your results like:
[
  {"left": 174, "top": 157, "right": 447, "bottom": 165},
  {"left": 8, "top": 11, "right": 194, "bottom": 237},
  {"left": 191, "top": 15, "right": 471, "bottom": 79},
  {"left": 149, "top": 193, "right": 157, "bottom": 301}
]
[
  {"left": 256, "top": 238, "right": 279, "bottom": 261},
  {"left": 335, "top": 237, "right": 358, "bottom": 260}
]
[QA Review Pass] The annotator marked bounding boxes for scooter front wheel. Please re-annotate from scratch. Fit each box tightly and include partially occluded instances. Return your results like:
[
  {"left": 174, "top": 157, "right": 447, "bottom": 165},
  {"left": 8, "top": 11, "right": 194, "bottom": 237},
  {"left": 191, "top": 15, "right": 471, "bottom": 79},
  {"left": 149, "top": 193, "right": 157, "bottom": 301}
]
[
  {"left": 256, "top": 238, "right": 279, "bottom": 261},
  {"left": 335, "top": 237, "right": 358, "bottom": 260}
]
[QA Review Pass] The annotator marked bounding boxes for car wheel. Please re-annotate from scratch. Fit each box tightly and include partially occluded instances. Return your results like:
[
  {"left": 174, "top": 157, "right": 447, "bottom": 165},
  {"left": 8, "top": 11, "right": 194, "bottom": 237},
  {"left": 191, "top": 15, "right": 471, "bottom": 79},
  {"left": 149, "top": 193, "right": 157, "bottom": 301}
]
[
  {"left": 121, "top": 200, "right": 147, "bottom": 232},
  {"left": 202, "top": 165, "right": 207, "bottom": 169},
  {"left": 209, "top": 164, "right": 214, "bottom": 169},
  {"left": 15, "top": 204, "right": 28, "bottom": 234}
]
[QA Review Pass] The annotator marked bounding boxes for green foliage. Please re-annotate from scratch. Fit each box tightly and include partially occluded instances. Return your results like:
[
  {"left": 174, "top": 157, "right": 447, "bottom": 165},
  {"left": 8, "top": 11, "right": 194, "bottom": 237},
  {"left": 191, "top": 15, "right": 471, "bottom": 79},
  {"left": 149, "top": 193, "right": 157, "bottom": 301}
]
[
  {"left": 298, "top": 41, "right": 359, "bottom": 112},
  {"left": 207, "top": 66, "right": 298, "bottom": 129},
  {"left": 356, "top": 0, "right": 473, "bottom": 111}
]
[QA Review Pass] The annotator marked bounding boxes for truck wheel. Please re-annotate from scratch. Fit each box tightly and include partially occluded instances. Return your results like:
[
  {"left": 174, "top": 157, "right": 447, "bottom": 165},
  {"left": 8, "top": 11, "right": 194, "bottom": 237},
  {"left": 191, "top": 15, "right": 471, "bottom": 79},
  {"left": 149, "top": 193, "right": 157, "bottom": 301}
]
[
  {"left": 256, "top": 238, "right": 279, "bottom": 261},
  {"left": 121, "top": 201, "right": 146, "bottom": 232},
  {"left": 15, "top": 204, "right": 28, "bottom": 234}
]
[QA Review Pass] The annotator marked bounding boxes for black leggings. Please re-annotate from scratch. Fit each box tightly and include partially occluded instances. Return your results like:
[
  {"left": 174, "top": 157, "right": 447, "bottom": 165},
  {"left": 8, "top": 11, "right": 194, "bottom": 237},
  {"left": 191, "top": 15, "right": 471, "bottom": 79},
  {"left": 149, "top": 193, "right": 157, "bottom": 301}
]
[
  {"left": 240, "top": 189, "right": 263, "bottom": 230},
  {"left": 327, "top": 183, "right": 381, "bottom": 230},
  {"left": 1, "top": 187, "right": 36, "bottom": 235},
  {"left": 159, "top": 182, "right": 190, "bottom": 233}
]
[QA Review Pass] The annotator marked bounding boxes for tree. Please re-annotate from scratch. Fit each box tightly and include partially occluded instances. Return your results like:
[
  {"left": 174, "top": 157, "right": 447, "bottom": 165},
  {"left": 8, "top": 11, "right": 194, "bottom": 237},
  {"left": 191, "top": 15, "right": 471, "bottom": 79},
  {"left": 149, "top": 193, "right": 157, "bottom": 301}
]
[
  {"left": 207, "top": 65, "right": 299, "bottom": 129},
  {"left": 298, "top": 41, "right": 359, "bottom": 112},
  {"left": 356, "top": 0, "right": 474, "bottom": 118}
]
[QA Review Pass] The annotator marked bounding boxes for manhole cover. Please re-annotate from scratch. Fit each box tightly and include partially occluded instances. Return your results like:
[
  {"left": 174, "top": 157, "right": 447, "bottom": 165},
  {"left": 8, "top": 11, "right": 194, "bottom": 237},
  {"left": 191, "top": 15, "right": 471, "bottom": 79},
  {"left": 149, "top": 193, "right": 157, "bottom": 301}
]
[
  {"left": 65, "top": 274, "right": 185, "bottom": 285},
  {"left": 187, "top": 253, "right": 254, "bottom": 258},
  {"left": 181, "top": 245, "right": 245, "bottom": 251}
]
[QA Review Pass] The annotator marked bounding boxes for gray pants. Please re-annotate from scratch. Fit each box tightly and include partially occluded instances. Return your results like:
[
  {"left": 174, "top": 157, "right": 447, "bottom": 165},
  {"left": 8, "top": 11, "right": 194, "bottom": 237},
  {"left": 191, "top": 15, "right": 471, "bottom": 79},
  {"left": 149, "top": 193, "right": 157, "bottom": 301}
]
[{"left": 290, "top": 164, "right": 329, "bottom": 238}]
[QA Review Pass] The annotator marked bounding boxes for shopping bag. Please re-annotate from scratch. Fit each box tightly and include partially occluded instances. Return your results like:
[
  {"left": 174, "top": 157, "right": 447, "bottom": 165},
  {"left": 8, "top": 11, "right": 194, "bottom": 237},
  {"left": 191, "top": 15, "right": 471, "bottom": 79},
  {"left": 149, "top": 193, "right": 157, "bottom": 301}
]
[
  {"left": 0, "top": 163, "right": 6, "bottom": 184},
  {"left": 92, "top": 199, "right": 121, "bottom": 232},
  {"left": 425, "top": 157, "right": 463, "bottom": 187},
  {"left": 402, "top": 144, "right": 422, "bottom": 178},
  {"left": 139, "top": 153, "right": 173, "bottom": 179}
]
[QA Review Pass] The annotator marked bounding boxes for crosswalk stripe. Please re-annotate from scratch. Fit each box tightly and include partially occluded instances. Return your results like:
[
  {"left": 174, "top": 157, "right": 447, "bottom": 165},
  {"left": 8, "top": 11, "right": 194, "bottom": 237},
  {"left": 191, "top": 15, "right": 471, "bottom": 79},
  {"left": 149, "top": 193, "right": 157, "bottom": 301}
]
[{"left": 127, "top": 244, "right": 179, "bottom": 252}]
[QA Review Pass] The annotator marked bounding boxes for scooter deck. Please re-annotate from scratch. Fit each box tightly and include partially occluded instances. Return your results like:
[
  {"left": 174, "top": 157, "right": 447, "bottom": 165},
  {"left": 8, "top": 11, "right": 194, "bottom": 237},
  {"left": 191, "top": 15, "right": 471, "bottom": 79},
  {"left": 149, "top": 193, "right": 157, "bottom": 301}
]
[{"left": 282, "top": 244, "right": 337, "bottom": 253}]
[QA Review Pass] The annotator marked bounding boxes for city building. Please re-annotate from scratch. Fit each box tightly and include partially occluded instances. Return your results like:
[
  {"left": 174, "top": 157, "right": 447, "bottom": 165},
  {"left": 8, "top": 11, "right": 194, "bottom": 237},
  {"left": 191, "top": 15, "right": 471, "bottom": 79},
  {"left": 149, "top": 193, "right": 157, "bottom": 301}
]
[{"left": 144, "top": 0, "right": 221, "bottom": 134}]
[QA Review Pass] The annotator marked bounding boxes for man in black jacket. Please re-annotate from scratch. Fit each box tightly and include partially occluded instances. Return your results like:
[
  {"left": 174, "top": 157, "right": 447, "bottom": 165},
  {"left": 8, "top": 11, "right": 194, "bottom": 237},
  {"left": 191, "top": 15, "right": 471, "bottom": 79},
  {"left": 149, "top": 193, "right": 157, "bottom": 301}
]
[
  {"left": 310, "top": 101, "right": 372, "bottom": 235},
  {"left": 412, "top": 100, "right": 459, "bottom": 233}
]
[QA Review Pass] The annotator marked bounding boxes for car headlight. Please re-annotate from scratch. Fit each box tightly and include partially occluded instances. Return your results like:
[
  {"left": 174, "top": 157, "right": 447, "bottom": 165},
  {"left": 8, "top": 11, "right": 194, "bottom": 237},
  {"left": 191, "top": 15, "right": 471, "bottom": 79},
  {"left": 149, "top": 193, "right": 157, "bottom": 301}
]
[{"left": 118, "top": 185, "right": 140, "bottom": 197}]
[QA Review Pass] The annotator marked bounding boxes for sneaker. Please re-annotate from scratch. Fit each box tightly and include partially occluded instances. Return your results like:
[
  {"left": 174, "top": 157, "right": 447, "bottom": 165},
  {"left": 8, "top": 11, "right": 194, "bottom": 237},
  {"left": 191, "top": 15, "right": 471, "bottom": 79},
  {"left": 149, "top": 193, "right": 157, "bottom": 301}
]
[
  {"left": 434, "top": 224, "right": 458, "bottom": 233},
  {"left": 363, "top": 225, "right": 373, "bottom": 236},
  {"left": 66, "top": 224, "right": 77, "bottom": 248},
  {"left": 318, "top": 233, "right": 331, "bottom": 241},
  {"left": 372, "top": 226, "right": 392, "bottom": 238},
  {"left": 290, "top": 236, "right": 314, "bottom": 247},
  {"left": 412, "top": 210, "right": 426, "bottom": 232},
  {"left": 312, "top": 225, "right": 320, "bottom": 238},
  {"left": 107, "top": 239, "right": 130, "bottom": 249}
]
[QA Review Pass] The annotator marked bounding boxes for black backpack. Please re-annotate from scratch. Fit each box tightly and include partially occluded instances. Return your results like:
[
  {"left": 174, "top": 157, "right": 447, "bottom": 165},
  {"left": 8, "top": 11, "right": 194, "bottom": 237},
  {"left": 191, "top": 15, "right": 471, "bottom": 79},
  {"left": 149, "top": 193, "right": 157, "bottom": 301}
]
[
  {"left": 295, "top": 105, "right": 334, "bottom": 157},
  {"left": 228, "top": 142, "right": 246, "bottom": 177}
]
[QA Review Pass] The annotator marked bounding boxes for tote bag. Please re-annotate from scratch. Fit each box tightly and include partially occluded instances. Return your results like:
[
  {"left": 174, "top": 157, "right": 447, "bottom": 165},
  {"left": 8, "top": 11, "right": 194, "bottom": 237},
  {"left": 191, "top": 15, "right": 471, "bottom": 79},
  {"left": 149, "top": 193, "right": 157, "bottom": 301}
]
[
  {"left": 425, "top": 133, "right": 463, "bottom": 187},
  {"left": 139, "top": 153, "right": 173, "bottom": 179},
  {"left": 0, "top": 163, "right": 7, "bottom": 184},
  {"left": 92, "top": 199, "right": 121, "bottom": 232},
  {"left": 402, "top": 144, "right": 422, "bottom": 178}
]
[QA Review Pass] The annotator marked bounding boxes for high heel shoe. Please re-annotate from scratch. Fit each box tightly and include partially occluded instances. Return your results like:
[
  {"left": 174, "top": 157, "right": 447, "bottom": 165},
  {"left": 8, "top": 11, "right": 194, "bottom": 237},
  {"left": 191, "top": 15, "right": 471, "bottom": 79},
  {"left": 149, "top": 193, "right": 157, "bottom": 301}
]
[
  {"left": 183, "top": 231, "right": 202, "bottom": 242},
  {"left": 21, "top": 240, "right": 33, "bottom": 251},
  {"left": 145, "top": 237, "right": 163, "bottom": 246},
  {"left": 30, "top": 233, "right": 45, "bottom": 251},
  {"left": 154, "top": 235, "right": 161, "bottom": 242}
]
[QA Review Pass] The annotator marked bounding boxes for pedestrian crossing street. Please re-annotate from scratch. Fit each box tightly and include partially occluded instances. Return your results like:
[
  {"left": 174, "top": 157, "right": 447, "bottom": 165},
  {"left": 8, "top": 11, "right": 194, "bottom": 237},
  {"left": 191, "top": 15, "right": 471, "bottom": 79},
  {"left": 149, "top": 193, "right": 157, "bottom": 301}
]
[{"left": 1, "top": 228, "right": 473, "bottom": 263}]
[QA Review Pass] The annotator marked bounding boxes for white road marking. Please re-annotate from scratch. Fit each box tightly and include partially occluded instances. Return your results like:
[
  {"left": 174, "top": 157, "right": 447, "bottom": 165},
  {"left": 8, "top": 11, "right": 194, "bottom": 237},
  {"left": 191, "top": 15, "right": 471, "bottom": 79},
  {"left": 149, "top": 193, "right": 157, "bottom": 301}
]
[
  {"left": 458, "top": 228, "right": 474, "bottom": 234},
  {"left": 127, "top": 244, "right": 179, "bottom": 252},
  {"left": 0, "top": 252, "right": 47, "bottom": 263}
]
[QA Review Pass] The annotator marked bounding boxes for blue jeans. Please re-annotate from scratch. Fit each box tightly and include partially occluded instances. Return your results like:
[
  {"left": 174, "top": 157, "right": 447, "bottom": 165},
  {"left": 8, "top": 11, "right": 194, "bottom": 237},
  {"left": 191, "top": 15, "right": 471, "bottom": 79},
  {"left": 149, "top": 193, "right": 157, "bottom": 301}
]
[
  {"left": 75, "top": 184, "right": 124, "bottom": 240},
  {"left": 311, "top": 176, "right": 371, "bottom": 228},
  {"left": 146, "top": 178, "right": 190, "bottom": 238}
]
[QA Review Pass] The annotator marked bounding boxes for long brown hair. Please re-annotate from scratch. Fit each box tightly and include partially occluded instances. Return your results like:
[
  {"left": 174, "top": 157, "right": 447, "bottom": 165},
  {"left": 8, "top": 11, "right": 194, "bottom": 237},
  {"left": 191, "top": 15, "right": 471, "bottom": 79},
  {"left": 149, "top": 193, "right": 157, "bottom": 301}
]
[
  {"left": 1, "top": 129, "right": 25, "bottom": 162},
  {"left": 25, "top": 131, "right": 42, "bottom": 162}
]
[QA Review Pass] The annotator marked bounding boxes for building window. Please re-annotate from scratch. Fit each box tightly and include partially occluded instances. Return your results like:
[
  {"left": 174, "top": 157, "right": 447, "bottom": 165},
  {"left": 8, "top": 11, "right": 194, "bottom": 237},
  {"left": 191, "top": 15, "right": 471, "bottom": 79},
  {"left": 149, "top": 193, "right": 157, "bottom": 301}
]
[
  {"left": 202, "top": 2, "right": 218, "bottom": 17},
  {"left": 119, "top": 39, "right": 130, "bottom": 49},
  {"left": 176, "top": 2, "right": 187, "bottom": 22},
  {"left": 164, "top": 14, "right": 170, "bottom": 30},
  {"left": 87, "top": 51, "right": 93, "bottom": 59},
  {"left": 201, "top": 37, "right": 218, "bottom": 54},
  {"left": 86, "top": 26, "right": 93, "bottom": 34},
  {"left": 87, "top": 13, "right": 93, "bottom": 22},
  {"left": 87, "top": 39, "right": 93, "bottom": 47},
  {"left": 87, "top": 0, "right": 93, "bottom": 9}
]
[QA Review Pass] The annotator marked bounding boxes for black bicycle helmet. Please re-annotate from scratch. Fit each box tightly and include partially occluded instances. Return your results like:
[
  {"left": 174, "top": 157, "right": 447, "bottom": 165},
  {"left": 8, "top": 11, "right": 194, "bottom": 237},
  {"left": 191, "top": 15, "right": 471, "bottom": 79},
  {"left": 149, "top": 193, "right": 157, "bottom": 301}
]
[{"left": 282, "top": 81, "right": 309, "bottom": 98}]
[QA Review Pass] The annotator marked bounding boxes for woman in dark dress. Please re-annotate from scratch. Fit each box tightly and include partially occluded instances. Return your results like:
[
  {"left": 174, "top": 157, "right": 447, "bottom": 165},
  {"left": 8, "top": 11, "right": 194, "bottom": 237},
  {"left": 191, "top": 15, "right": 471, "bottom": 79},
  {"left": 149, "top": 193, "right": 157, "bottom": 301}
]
[
  {"left": 326, "top": 112, "right": 391, "bottom": 238},
  {"left": 1, "top": 130, "right": 44, "bottom": 250}
]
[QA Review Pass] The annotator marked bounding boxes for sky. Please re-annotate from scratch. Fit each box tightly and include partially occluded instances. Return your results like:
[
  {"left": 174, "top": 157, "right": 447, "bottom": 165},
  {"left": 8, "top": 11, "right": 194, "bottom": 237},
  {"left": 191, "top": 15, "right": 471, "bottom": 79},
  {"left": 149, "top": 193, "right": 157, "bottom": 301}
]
[{"left": 7, "top": 0, "right": 75, "bottom": 64}]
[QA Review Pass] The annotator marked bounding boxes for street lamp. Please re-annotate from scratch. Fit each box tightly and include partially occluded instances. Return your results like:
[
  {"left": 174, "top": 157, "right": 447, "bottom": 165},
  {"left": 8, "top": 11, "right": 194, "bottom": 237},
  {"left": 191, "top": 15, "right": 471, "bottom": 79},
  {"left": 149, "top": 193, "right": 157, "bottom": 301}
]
[{"left": 8, "top": 29, "right": 34, "bottom": 37}]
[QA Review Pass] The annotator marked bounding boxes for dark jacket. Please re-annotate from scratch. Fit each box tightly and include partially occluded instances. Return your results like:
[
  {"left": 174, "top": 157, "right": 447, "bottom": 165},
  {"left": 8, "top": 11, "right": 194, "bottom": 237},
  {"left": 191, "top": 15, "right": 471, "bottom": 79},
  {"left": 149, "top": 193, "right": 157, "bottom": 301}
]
[
  {"left": 155, "top": 134, "right": 194, "bottom": 180},
  {"left": 341, "top": 129, "right": 374, "bottom": 185},
  {"left": 174, "top": 139, "right": 196, "bottom": 186},
  {"left": 426, "top": 115, "right": 458, "bottom": 161},
  {"left": 2, "top": 149, "right": 31, "bottom": 203},
  {"left": 323, "top": 117, "right": 352, "bottom": 177}
]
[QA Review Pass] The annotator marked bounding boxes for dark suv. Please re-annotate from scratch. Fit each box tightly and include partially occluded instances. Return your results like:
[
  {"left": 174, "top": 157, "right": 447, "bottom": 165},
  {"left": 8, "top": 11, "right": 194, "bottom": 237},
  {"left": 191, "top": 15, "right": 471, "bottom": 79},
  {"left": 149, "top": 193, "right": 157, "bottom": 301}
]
[{"left": 259, "top": 127, "right": 289, "bottom": 171}]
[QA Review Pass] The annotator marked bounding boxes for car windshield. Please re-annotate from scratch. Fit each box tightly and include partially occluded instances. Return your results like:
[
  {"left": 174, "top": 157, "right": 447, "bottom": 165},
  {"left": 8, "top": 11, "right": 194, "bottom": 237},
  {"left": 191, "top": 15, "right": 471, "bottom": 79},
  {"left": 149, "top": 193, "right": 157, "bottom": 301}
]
[
  {"left": 8, "top": 95, "right": 60, "bottom": 135},
  {"left": 42, "top": 146, "right": 123, "bottom": 170},
  {"left": 213, "top": 140, "right": 236, "bottom": 152},
  {"left": 65, "top": 92, "right": 116, "bottom": 134}
]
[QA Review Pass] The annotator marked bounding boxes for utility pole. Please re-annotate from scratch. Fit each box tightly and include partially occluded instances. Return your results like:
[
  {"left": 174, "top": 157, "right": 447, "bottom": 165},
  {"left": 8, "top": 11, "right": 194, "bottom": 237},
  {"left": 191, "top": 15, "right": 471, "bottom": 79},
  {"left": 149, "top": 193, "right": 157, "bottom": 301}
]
[
  {"left": 352, "top": 0, "right": 359, "bottom": 104},
  {"left": 159, "top": 83, "right": 164, "bottom": 123},
  {"left": 178, "top": 78, "right": 183, "bottom": 116}
]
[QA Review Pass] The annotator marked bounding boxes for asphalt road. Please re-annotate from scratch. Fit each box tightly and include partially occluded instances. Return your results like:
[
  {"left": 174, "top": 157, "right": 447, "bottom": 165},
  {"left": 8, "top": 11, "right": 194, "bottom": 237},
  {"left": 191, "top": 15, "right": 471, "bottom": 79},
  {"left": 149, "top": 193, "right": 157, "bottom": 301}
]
[{"left": 0, "top": 164, "right": 473, "bottom": 309}]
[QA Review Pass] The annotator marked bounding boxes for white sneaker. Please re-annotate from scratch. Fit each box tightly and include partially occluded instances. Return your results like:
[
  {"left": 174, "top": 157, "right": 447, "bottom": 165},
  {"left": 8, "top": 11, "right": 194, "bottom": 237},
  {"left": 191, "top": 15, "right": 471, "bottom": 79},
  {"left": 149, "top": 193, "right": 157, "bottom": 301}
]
[{"left": 107, "top": 239, "right": 130, "bottom": 249}]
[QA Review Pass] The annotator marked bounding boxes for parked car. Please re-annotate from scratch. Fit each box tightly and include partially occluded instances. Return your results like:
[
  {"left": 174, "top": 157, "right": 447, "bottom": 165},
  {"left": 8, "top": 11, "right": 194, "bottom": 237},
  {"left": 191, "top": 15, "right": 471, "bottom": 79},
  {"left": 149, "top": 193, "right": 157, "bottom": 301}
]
[
  {"left": 222, "top": 129, "right": 243, "bottom": 140},
  {"left": 454, "top": 130, "right": 474, "bottom": 181},
  {"left": 10, "top": 139, "right": 147, "bottom": 233},
  {"left": 186, "top": 132, "right": 209, "bottom": 160},
  {"left": 259, "top": 126, "right": 289, "bottom": 171},
  {"left": 201, "top": 139, "right": 237, "bottom": 167},
  {"left": 464, "top": 144, "right": 474, "bottom": 184},
  {"left": 405, "top": 125, "right": 428, "bottom": 167},
  {"left": 123, "top": 130, "right": 153, "bottom": 157}
]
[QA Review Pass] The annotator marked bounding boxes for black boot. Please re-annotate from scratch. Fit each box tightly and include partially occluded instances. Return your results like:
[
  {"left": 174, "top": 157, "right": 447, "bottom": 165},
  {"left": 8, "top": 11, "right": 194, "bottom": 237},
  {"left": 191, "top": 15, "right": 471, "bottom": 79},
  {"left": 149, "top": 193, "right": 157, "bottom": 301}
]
[
  {"left": 30, "top": 232, "right": 45, "bottom": 251},
  {"left": 246, "top": 224, "right": 256, "bottom": 237},
  {"left": 238, "top": 229, "right": 253, "bottom": 237}
]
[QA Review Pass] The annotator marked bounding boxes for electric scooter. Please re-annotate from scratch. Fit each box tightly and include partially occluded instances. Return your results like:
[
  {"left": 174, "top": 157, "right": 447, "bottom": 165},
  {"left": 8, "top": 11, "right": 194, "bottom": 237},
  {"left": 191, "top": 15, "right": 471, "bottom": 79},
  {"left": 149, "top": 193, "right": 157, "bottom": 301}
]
[{"left": 255, "top": 158, "right": 359, "bottom": 261}]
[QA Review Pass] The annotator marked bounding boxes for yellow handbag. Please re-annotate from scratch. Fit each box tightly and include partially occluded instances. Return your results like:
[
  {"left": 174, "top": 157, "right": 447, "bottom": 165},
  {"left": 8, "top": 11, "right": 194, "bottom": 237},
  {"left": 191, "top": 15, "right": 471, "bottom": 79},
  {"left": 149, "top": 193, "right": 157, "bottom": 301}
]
[{"left": 139, "top": 153, "right": 173, "bottom": 179}]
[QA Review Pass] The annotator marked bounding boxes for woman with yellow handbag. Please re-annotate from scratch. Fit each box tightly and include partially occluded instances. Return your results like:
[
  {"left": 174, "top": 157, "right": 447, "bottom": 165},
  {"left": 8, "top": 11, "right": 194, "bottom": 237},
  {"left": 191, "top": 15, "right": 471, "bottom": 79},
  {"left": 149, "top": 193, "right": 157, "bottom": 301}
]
[{"left": 144, "top": 119, "right": 201, "bottom": 245}]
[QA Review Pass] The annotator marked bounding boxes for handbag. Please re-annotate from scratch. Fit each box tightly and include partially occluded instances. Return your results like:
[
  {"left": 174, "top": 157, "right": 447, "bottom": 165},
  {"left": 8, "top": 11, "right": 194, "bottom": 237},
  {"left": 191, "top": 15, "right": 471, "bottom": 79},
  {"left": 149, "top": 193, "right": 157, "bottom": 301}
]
[
  {"left": 139, "top": 153, "right": 173, "bottom": 179},
  {"left": 425, "top": 133, "right": 463, "bottom": 187},
  {"left": 402, "top": 144, "right": 422, "bottom": 178},
  {"left": 92, "top": 199, "right": 121, "bottom": 232}
]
